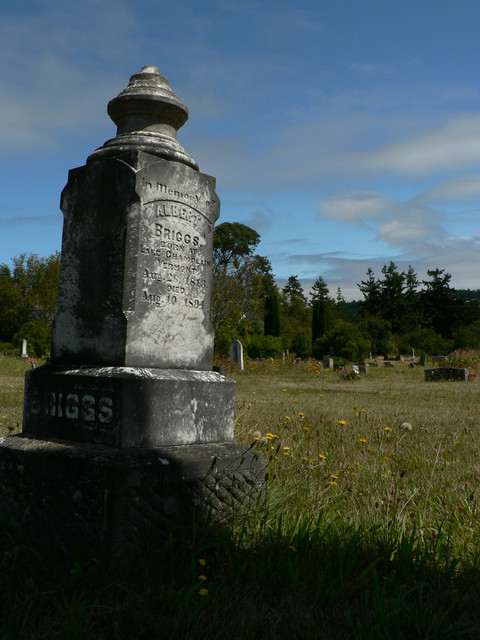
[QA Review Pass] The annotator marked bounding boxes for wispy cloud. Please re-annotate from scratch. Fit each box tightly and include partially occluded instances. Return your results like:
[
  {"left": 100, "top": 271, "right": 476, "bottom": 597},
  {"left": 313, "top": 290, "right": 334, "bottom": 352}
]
[
  {"left": 362, "top": 114, "right": 480, "bottom": 175},
  {"left": 319, "top": 191, "right": 393, "bottom": 224},
  {"left": 0, "top": 214, "right": 60, "bottom": 227}
]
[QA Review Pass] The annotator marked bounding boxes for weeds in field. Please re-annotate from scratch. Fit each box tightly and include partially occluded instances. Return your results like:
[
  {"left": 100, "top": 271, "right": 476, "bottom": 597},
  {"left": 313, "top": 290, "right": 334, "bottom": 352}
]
[{"left": 2, "top": 354, "right": 480, "bottom": 637}]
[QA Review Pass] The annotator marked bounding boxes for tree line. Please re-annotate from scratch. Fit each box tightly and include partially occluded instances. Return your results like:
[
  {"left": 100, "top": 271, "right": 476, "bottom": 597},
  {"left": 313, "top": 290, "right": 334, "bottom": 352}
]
[
  {"left": 210, "top": 222, "right": 480, "bottom": 361},
  {"left": 1, "top": 222, "right": 480, "bottom": 359}
]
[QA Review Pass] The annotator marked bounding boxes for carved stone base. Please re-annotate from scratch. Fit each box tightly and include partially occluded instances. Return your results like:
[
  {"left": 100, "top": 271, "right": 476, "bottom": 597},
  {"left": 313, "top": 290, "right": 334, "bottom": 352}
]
[
  {"left": 23, "top": 364, "right": 235, "bottom": 447},
  {"left": 0, "top": 436, "right": 265, "bottom": 554}
]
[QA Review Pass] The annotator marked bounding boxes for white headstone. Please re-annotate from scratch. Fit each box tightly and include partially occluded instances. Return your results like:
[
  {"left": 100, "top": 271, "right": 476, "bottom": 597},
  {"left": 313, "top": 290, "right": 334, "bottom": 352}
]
[
  {"left": 229, "top": 340, "right": 244, "bottom": 370},
  {"left": 21, "top": 339, "right": 28, "bottom": 358}
]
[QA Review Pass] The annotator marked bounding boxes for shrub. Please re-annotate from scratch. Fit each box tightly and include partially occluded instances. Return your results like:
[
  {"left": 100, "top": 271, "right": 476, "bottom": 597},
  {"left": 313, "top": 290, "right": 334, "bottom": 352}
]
[
  {"left": 291, "top": 331, "right": 311, "bottom": 359},
  {"left": 243, "top": 334, "right": 283, "bottom": 359},
  {"left": 12, "top": 320, "right": 51, "bottom": 358},
  {"left": 312, "top": 321, "right": 369, "bottom": 361},
  {"left": 357, "top": 315, "right": 393, "bottom": 356},
  {"left": 398, "top": 326, "right": 453, "bottom": 356}
]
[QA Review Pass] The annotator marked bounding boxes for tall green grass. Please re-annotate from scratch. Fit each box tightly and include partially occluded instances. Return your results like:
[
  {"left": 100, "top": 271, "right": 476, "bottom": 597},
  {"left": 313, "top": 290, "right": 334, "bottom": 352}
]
[{"left": 1, "top": 355, "right": 480, "bottom": 638}]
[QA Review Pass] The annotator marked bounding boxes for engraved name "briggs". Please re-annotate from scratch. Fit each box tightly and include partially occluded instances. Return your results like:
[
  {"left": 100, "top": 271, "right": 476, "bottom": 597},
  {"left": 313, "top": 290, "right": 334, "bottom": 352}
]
[{"left": 28, "top": 389, "right": 114, "bottom": 424}]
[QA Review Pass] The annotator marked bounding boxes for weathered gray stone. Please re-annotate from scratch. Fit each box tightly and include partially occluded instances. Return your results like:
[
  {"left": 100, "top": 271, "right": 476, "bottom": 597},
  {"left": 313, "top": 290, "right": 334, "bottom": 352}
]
[
  {"left": 23, "top": 365, "right": 234, "bottom": 447},
  {"left": 0, "top": 66, "right": 265, "bottom": 552},
  {"left": 432, "top": 355, "right": 447, "bottom": 364},
  {"left": 229, "top": 340, "right": 244, "bottom": 371},
  {"left": 52, "top": 152, "right": 218, "bottom": 370},
  {"left": 425, "top": 367, "right": 468, "bottom": 381},
  {"left": 21, "top": 339, "right": 28, "bottom": 358},
  {"left": 322, "top": 357, "right": 333, "bottom": 369},
  {"left": 0, "top": 436, "right": 265, "bottom": 554},
  {"left": 419, "top": 353, "right": 427, "bottom": 366}
]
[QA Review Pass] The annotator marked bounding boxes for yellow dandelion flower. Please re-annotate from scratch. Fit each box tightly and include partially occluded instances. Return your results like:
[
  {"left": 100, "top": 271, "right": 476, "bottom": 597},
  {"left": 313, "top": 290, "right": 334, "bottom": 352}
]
[
  {"left": 282, "top": 388, "right": 287, "bottom": 392},
  {"left": 384, "top": 427, "right": 392, "bottom": 432},
  {"left": 303, "top": 426, "right": 310, "bottom": 433},
  {"left": 329, "top": 481, "right": 337, "bottom": 486},
  {"left": 199, "top": 575, "right": 207, "bottom": 581},
  {"left": 285, "top": 416, "right": 291, "bottom": 420},
  {"left": 199, "top": 588, "right": 208, "bottom": 596},
  {"left": 338, "top": 419, "right": 347, "bottom": 425},
  {"left": 318, "top": 453, "right": 326, "bottom": 459},
  {"left": 198, "top": 558, "right": 206, "bottom": 566},
  {"left": 330, "top": 473, "right": 338, "bottom": 479},
  {"left": 352, "top": 405, "right": 358, "bottom": 409},
  {"left": 298, "top": 412, "right": 304, "bottom": 417},
  {"left": 283, "top": 446, "right": 290, "bottom": 450},
  {"left": 359, "top": 438, "right": 367, "bottom": 443}
]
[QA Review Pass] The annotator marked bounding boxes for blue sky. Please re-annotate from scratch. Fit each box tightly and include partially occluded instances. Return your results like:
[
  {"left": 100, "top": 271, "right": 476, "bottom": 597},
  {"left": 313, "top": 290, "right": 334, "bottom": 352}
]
[{"left": 1, "top": 0, "right": 479, "bottom": 300}]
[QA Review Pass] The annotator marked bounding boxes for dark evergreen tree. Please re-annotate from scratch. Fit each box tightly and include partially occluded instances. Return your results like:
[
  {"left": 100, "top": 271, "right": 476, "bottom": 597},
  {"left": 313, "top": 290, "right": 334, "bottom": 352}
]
[
  {"left": 281, "top": 275, "right": 308, "bottom": 308},
  {"left": 379, "top": 261, "right": 406, "bottom": 333},
  {"left": 309, "top": 276, "right": 332, "bottom": 304},
  {"left": 421, "top": 268, "right": 460, "bottom": 338},
  {"left": 264, "top": 293, "right": 280, "bottom": 337},
  {"left": 311, "top": 299, "right": 335, "bottom": 344},
  {"left": 357, "top": 268, "right": 381, "bottom": 317},
  {"left": 280, "top": 276, "right": 310, "bottom": 350}
]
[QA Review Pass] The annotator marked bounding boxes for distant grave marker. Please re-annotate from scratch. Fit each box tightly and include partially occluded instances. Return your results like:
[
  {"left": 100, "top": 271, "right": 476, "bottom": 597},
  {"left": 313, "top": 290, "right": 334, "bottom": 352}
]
[
  {"left": 229, "top": 340, "right": 244, "bottom": 371},
  {"left": 425, "top": 367, "right": 468, "bottom": 381}
]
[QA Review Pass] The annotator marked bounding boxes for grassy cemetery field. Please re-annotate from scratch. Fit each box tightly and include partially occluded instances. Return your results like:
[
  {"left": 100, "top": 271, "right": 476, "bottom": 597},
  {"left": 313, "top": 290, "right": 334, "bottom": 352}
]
[{"left": 1, "top": 354, "right": 480, "bottom": 638}]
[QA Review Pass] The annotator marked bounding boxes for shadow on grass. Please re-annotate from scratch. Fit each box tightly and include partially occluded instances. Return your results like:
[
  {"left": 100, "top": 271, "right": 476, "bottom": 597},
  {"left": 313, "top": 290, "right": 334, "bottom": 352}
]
[{"left": 1, "top": 514, "right": 480, "bottom": 640}]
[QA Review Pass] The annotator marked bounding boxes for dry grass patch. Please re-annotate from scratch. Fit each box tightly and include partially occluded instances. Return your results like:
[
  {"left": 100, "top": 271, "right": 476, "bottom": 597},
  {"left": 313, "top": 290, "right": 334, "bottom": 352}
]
[{"left": 0, "top": 356, "right": 30, "bottom": 435}]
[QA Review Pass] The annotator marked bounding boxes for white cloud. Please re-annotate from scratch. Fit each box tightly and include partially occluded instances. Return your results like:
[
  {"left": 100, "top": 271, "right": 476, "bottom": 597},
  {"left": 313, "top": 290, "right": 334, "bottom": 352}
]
[
  {"left": 364, "top": 114, "right": 480, "bottom": 175},
  {"left": 417, "top": 175, "right": 480, "bottom": 203},
  {"left": 376, "top": 219, "right": 445, "bottom": 249},
  {"left": 319, "top": 190, "right": 393, "bottom": 224}
]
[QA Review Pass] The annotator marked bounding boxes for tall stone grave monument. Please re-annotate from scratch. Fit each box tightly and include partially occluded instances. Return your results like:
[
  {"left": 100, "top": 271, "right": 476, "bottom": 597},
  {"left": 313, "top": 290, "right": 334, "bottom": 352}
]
[{"left": 0, "top": 66, "right": 264, "bottom": 552}]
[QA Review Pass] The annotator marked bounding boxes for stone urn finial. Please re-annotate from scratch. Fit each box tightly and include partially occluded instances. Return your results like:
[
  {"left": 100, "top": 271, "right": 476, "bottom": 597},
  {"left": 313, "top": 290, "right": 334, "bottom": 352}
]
[{"left": 88, "top": 65, "right": 198, "bottom": 169}]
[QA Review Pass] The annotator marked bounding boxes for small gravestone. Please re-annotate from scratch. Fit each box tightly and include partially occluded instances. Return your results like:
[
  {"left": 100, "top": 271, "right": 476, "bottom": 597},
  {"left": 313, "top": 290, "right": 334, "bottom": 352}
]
[
  {"left": 419, "top": 353, "right": 427, "bottom": 366},
  {"left": 384, "top": 361, "right": 394, "bottom": 367},
  {"left": 425, "top": 367, "right": 468, "bottom": 381},
  {"left": 395, "top": 354, "right": 403, "bottom": 361},
  {"left": 229, "top": 340, "right": 244, "bottom": 370},
  {"left": 410, "top": 348, "right": 414, "bottom": 359},
  {"left": 323, "top": 357, "right": 333, "bottom": 369},
  {"left": 432, "top": 355, "right": 447, "bottom": 365},
  {"left": 0, "top": 66, "right": 264, "bottom": 553},
  {"left": 355, "top": 362, "right": 369, "bottom": 374},
  {"left": 21, "top": 339, "right": 28, "bottom": 358}
]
